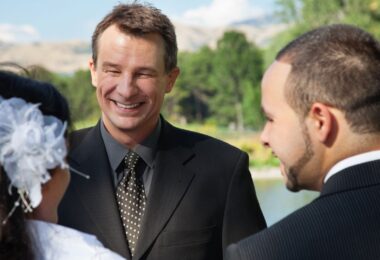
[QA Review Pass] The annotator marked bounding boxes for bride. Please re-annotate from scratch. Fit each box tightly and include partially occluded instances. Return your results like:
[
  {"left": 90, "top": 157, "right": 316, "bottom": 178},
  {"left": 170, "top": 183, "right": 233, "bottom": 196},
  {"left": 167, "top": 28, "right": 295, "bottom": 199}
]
[{"left": 0, "top": 69, "right": 124, "bottom": 259}]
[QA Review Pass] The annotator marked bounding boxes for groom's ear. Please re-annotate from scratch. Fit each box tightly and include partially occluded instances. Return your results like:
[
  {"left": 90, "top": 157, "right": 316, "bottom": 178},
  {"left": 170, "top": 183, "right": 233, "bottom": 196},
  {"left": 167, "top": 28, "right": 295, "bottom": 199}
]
[
  {"left": 89, "top": 58, "right": 98, "bottom": 88},
  {"left": 308, "top": 102, "right": 334, "bottom": 143},
  {"left": 165, "top": 67, "right": 180, "bottom": 93}
]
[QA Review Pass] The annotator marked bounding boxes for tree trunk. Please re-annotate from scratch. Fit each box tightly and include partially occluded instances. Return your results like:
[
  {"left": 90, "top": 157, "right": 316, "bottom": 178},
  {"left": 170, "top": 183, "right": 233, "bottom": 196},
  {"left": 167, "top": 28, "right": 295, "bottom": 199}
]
[{"left": 235, "top": 102, "right": 244, "bottom": 131}]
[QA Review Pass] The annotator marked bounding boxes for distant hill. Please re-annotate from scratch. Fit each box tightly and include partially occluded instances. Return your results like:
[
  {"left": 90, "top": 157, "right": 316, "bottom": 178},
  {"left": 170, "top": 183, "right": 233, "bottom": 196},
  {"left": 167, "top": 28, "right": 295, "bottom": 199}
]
[
  {"left": 0, "top": 20, "right": 287, "bottom": 74},
  {"left": 175, "top": 21, "right": 287, "bottom": 51},
  {"left": 0, "top": 40, "right": 91, "bottom": 74}
]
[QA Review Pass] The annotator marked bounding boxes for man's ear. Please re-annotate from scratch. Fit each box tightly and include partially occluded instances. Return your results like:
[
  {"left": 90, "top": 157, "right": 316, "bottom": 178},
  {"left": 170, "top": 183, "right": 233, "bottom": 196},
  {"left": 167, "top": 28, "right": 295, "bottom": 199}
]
[
  {"left": 88, "top": 58, "right": 98, "bottom": 88},
  {"left": 309, "top": 103, "right": 334, "bottom": 143},
  {"left": 165, "top": 67, "right": 180, "bottom": 93}
]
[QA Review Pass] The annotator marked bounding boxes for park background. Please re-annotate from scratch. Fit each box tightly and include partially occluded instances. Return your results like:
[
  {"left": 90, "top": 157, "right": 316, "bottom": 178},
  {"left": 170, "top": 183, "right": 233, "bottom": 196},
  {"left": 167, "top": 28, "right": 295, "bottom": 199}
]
[{"left": 1, "top": 0, "right": 379, "bottom": 225}]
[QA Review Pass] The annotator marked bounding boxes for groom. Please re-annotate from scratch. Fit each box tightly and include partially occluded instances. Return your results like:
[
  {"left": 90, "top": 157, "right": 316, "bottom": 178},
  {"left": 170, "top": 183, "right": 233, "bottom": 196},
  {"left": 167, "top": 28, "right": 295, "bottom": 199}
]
[
  {"left": 226, "top": 24, "right": 380, "bottom": 259},
  {"left": 59, "top": 3, "right": 266, "bottom": 260}
]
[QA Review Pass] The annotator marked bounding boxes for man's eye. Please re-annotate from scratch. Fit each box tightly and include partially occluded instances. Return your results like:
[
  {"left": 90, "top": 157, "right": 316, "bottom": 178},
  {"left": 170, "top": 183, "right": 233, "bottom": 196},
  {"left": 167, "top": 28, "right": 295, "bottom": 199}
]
[
  {"left": 104, "top": 69, "right": 120, "bottom": 75},
  {"left": 136, "top": 72, "right": 153, "bottom": 78}
]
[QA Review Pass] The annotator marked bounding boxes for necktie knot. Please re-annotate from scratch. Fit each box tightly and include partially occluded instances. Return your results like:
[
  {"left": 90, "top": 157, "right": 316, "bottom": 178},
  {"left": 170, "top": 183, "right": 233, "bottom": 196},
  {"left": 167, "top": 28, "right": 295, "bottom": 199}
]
[{"left": 124, "top": 151, "right": 139, "bottom": 170}]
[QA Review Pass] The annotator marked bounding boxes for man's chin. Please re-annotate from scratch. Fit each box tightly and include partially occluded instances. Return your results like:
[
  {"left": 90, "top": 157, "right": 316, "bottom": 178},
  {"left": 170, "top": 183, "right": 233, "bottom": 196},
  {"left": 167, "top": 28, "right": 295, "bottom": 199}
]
[
  {"left": 111, "top": 115, "right": 142, "bottom": 130},
  {"left": 285, "top": 181, "right": 301, "bottom": 192},
  {"left": 281, "top": 164, "right": 301, "bottom": 192}
]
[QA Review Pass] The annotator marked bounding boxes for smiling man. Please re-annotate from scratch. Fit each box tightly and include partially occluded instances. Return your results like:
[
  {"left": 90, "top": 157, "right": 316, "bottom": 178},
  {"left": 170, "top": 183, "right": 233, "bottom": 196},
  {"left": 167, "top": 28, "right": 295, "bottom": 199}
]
[
  {"left": 226, "top": 24, "right": 380, "bottom": 259},
  {"left": 58, "top": 3, "right": 266, "bottom": 260}
]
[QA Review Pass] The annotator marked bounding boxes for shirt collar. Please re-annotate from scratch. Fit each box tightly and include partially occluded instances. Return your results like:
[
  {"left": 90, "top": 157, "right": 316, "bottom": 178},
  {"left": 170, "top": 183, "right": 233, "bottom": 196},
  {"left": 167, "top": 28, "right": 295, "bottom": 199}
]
[
  {"left": 100, "top": 118, "right": 161, "bottom": 172},
  {"left": 134, "top": 118, "right": 161, "bottom": 168},
  {"left": 324, "top": 150, "right": 380, "bottom": 183}
]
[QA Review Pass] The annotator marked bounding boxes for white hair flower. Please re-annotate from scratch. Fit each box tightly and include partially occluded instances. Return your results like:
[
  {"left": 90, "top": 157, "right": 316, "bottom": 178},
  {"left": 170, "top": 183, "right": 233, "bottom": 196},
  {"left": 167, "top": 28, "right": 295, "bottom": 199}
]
[{"left": 0, "top": 96, "right": 67, "bottom": 211}]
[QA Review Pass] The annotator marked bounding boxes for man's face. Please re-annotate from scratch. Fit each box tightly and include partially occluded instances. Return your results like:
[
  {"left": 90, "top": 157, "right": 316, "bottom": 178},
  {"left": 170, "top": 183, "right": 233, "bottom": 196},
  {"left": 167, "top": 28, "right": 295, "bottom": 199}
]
[
  {"left": 260, "top": 61, "right": 316, "bottom": 191},
  {"left": 90, "top": 25, "right": 179, "bottom": 143}
]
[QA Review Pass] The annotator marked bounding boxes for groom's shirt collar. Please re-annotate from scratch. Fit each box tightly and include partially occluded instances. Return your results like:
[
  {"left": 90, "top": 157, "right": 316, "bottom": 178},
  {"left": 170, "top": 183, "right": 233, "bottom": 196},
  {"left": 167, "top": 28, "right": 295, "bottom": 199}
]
[
  {"left": 100, "top": 118, "right": 161, "bottom": 195},
  {"left": 324, "top": 150, "right": 380, "bottom": 183}
]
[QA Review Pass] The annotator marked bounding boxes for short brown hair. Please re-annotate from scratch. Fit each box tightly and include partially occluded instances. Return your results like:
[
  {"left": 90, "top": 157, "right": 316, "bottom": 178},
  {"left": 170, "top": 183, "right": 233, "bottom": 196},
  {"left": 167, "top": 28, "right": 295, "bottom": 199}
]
[
  {"left": 91, "top": 3, "right": 178, "bottom": 72},
  {"left": 277, "top": 24, "right": 380, "bottom": 133}
]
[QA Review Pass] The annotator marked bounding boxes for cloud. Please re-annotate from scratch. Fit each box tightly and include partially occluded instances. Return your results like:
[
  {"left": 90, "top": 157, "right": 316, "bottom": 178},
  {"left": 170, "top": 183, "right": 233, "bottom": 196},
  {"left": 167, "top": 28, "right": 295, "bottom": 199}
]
[
  {"left": 0, "top": 24, "right": 40, "bottom": 43},
  {"left": 177, "top": 0, "right": 266, "bottom": 27}
]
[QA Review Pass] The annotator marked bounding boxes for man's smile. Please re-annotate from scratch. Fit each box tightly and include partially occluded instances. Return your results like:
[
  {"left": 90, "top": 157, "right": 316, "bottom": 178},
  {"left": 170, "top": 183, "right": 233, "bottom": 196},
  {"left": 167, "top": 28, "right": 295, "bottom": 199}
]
[{"left": 112, "top": 100, "right": 144, "bottom": 110}]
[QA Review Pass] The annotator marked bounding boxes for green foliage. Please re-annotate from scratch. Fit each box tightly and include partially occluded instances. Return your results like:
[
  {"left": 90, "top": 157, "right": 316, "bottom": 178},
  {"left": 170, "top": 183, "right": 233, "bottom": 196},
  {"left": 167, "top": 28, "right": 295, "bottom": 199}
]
[
  {"left": 242, "top": 81, "right": 264, "bottom": 130},
  {"left": 272, "top": 0, "right": 380, "bottom": 48},
  {"left": 165, "top": 31, "right": 265, "bottom": 130},
  {"left": 264, "top": 0, "right": 380, "bottom": 76},
  {"left": 210, "top": 31, "right": 264, "bottom": 130},
  {"left": 163, "top": 31, "right": 263, "bottom": 130},
  {"left": 68, "top": 70, "right": 99, "bottom": 122},
  {"left": 164, "top": 47, "right": 215, "bottom": 123}
]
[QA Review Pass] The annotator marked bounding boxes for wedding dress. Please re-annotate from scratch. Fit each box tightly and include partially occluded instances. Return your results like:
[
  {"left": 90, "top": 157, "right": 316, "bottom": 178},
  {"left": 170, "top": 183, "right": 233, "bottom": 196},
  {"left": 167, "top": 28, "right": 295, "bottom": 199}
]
[{"left": 27, "top": 220, "right": 125, "bottom": 260}]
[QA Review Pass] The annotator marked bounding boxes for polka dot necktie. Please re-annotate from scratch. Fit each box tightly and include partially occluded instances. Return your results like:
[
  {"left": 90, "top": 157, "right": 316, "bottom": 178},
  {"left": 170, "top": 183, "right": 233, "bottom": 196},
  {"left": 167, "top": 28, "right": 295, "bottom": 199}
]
[{"left": 116, "top": 151, "right": 146, "bottom": 256}]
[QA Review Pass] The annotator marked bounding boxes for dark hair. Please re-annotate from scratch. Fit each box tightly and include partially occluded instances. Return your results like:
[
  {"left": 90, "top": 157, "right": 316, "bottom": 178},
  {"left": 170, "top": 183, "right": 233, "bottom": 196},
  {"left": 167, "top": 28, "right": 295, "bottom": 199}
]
[
  {"left": 0, "top": 70, "right": 70, "bottom": 125},
  {"left": 91, "top": 2, "right": 178, "bottom": 72},
  {"left": 0, "top": 167, "right": 35, "bottom": 260},
  {"left": 0, "top": 69, "right": 71, "bottom": 260},
  {"left": 276, "top": 24, "right": 380, "bottom": 133}
]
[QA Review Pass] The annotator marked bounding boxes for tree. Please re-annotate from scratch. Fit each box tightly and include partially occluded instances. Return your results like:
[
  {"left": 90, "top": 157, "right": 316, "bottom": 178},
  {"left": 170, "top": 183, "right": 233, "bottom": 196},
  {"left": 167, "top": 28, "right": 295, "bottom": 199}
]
[
  {"left": 210, "top": 31, "right": 264, "bottom": 130},
  {"left": 265, "top": 0, "right": 380, "bottom": 72},
  {"left": 67, "top": 70, "right": 99, "bottom": 123},
  {"left": 275, "top": 0, "right": 380, "bottom": 38},
  {"left": 164, "top": 47, "right": 215, "bottom": 123}
]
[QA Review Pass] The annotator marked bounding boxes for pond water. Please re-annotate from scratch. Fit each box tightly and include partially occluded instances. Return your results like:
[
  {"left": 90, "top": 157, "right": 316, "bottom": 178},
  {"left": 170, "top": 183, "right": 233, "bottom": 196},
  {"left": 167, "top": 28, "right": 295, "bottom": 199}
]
[{"left": 254, "top": 179, "right": 319, "bottom": 226}]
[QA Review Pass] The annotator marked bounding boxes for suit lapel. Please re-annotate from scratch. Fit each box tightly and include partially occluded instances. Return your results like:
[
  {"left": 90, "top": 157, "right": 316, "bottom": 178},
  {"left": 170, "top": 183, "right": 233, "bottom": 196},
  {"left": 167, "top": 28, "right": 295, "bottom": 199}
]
[
  {"left": 133, "top": 120, "right": 196, "bottom": 260},
  {"left": 69, "top": 122, "right": 130, "bottom": 257}
]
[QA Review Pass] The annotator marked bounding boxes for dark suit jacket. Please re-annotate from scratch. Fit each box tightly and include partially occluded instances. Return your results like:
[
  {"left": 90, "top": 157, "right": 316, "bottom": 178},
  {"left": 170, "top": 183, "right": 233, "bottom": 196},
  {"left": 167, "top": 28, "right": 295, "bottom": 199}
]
[
  {"left": 226, "top": 159, "right": 380, "bottom": 260},
  {"left": 59, "top": 118, "right": 266, "bottom": 260}
]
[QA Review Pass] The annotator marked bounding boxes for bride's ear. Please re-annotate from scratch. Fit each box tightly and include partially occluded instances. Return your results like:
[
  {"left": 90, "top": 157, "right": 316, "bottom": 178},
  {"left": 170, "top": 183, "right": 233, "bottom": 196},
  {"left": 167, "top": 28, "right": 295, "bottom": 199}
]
[{"left": 29, "top": 167, "right": 70, "bottom": 223}]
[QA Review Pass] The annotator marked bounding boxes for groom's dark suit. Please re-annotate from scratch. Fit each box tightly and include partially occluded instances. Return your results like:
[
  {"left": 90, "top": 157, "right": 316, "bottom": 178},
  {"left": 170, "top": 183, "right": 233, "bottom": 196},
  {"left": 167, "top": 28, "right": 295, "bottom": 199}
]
[
  {"left": 59, "top": 118, "right": 266, "bottom": 260},
  {"left": 226, "top": 159, "right": 380, "bottom": 260}
]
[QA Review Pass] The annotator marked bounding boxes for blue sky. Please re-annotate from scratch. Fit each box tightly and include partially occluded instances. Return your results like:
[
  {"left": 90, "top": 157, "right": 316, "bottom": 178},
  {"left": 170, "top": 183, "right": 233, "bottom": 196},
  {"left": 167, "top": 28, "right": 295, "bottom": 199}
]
[{"left": 0, "top": 0, "right": 277, "bottom": 43}]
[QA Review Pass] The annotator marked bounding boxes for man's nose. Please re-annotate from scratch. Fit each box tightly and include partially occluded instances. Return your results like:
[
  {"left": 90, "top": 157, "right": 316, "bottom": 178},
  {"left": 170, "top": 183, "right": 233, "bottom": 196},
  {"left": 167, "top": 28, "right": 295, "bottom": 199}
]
[
  {"left": 260, "top": 124, "right": 270, "bottom": 148},
  {"left": 117, "top": 74, "right": 138, "bottom": 96}
]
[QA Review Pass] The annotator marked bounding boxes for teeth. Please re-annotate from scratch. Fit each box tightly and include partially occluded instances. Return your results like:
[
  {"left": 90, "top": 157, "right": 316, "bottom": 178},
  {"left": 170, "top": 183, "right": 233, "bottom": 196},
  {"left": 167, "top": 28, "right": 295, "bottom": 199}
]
[{"left": 115, "top": 101, "right": 140, "bottom": 109}]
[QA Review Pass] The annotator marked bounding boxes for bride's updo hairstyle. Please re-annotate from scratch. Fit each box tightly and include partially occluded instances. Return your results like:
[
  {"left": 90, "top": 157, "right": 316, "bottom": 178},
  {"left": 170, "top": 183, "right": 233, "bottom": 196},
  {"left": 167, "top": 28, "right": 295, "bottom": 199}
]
[{"left": 0, "top": 68, "right": 71, "bottom": 260}]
